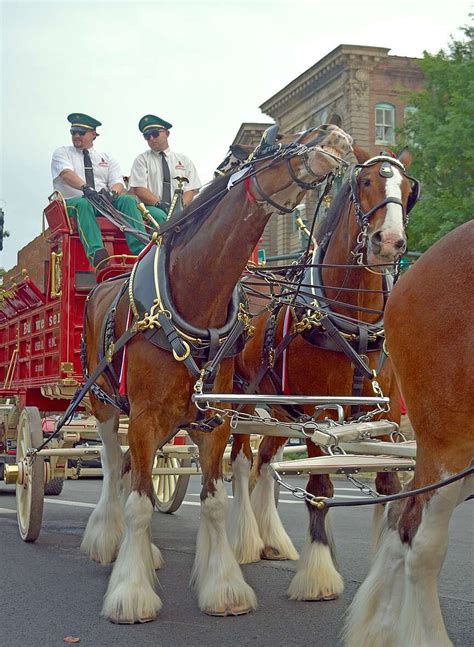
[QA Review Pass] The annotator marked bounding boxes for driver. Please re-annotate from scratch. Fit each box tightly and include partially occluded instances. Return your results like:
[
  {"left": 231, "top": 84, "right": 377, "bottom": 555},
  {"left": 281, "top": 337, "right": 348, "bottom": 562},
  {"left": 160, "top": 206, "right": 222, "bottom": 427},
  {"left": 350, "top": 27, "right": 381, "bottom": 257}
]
[
  {"left": 51, "top": 113, "right": 148, "bottom": 268},
  {"left": 129, "top": 114, "right": 201, "bottom": 223}
]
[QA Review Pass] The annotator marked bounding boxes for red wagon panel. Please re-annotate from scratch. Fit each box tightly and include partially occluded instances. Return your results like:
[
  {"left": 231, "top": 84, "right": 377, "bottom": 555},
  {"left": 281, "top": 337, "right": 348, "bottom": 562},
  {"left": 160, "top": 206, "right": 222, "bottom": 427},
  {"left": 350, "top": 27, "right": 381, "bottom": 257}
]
[{"left": 0, "top": 194, "right": 137, "bottom": 409}]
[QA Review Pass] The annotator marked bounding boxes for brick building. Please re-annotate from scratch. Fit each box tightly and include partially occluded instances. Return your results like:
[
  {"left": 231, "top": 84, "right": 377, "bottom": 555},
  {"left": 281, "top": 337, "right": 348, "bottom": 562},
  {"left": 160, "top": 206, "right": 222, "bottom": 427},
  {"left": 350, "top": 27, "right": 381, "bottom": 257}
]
[{"left": 232, "top": 44, "right": 425, "bottom": 260}]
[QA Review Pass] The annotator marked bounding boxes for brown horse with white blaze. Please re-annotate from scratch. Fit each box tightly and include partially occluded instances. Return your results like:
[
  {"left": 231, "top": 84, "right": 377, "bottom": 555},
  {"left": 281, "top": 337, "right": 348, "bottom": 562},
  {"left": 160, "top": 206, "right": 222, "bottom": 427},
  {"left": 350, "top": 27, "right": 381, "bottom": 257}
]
[
  {"left": 344, "top": 220, "right": 474, "bottom": 647},
  {"left": 80, "top": 124, "right": 353, "bottom": 623},
  {"left": 230, "top": 148, "right": 419, "bottom": 602}
]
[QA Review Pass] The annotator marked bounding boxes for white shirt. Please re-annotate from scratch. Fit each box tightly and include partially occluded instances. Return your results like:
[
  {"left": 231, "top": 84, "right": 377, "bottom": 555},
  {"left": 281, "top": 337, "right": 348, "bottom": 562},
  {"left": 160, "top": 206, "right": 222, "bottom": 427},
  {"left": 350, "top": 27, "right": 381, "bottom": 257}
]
[
  {"left": 129, "top": 148, "right": 201, "bottom": 198},
  {"left": 51, "top": 145, "right": 124, "bottom": 198}
]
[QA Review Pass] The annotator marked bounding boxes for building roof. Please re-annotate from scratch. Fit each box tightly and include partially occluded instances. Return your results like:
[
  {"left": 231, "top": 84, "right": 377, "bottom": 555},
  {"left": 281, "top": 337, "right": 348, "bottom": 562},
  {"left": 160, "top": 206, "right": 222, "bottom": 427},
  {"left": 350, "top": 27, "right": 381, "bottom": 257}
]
[{"left": 260, "top": 44, "right": 391, "bottom": 117}]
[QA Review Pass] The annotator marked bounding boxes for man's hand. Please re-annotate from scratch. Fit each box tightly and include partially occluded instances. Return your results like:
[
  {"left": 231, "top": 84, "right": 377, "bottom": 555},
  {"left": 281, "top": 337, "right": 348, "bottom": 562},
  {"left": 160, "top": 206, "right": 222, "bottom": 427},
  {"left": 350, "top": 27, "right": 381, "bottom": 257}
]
[
  {"left": 81, "top": 185, "right": 99, "bottom": 200},
  {"left": 99, "top": 188, "right": 118, "bottom": 203},
  {"left": 154, "top": 201, "right": 170, "bottom": 213}
]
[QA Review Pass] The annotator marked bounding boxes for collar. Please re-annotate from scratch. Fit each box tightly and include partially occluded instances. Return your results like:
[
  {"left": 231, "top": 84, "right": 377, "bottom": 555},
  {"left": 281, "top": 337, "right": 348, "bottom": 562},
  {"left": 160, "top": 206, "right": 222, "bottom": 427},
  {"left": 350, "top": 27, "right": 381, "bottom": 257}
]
[{"left": 151, "top": 147, "right": 170, "bottom": 157}]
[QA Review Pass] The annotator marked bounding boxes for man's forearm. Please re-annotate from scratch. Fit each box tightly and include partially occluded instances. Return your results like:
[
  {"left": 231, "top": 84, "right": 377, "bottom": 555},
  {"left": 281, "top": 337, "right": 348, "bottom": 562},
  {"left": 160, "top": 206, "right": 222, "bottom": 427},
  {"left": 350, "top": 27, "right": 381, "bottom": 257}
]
[
  {"left": 59, "top": 169, "right": 87, "bottom": 190},
  {"left": 133, "top": 186, "right": 160, "bottom": 205}
]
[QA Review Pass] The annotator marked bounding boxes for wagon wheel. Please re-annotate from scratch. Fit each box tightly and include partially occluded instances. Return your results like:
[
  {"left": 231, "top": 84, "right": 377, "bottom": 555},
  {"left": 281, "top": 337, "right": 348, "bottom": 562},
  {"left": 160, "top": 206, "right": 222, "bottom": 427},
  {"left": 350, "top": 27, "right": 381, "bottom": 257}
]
[
  {"left": 16, "top": 407, "right": 45, "bottom": 542},
  {"left": 152, "top": 438, "right": 192, "bottom": 514}
]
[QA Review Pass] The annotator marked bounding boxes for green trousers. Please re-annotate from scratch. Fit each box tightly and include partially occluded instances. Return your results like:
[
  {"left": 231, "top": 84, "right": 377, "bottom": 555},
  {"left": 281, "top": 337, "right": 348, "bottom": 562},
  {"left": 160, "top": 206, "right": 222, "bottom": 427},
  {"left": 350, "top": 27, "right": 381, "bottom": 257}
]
[{"left": 66, "top": 194, "right": 149, "bottom": 263}]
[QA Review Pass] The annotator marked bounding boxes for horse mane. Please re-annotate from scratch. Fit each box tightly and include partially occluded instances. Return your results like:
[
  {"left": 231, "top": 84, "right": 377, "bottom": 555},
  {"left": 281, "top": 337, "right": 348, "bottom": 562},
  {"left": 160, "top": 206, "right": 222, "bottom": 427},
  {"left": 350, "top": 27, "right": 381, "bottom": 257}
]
[
  {"left": 164, "top": 173, "right": 231, "bottom": 245},
  {"left": 316, "top": 180, "right": 352, "bottom": 246}
]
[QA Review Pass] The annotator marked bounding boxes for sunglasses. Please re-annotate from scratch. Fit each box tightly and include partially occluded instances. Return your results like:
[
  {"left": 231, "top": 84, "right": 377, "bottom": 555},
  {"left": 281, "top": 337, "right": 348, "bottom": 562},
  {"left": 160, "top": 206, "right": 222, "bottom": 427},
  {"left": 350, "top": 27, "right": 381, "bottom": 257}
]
[
  {"left": 70, "top": 128, "right": 88, "bottom": 136},
  {"left": 144, "top": 129, "right": 165, "bottom": 140}
]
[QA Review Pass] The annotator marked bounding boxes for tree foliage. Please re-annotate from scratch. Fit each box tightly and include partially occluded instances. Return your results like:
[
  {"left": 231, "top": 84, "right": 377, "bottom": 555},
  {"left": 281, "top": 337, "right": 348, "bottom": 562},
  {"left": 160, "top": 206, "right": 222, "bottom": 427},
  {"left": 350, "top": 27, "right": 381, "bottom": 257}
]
[{"left": 400, "top": 20, "right": 474, "bottom": 251}]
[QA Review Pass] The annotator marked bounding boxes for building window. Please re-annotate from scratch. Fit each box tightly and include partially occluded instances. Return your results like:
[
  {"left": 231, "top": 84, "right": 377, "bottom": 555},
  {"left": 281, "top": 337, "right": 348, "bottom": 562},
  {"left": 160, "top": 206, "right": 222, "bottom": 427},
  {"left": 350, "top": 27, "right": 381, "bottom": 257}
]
[
  {"left": 375, "top": 103, "right": 395, "bottom": 144},
  {"left": 404, "top": 105, "right": 417, "bottom": 119}
]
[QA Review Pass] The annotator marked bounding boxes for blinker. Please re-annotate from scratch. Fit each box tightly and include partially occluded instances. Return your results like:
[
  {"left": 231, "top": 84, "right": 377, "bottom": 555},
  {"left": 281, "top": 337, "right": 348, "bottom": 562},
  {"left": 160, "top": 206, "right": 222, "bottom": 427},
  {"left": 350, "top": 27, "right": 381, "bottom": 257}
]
[{"left": 379, "top": 164, "right": 393, "bottom": 178}]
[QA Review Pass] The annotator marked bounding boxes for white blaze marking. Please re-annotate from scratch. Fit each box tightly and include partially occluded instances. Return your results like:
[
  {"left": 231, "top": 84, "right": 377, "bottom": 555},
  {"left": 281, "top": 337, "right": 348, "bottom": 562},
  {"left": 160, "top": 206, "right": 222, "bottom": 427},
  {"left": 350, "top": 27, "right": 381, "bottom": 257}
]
[{"left": 381, "top": 167, "right": 405, "bottom": 234}]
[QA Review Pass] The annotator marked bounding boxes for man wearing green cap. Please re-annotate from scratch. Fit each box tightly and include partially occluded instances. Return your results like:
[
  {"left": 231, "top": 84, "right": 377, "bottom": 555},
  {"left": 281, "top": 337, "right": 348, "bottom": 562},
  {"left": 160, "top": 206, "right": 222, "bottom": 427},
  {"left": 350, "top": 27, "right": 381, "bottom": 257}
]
[
  {"left": 129, "top": 114, "right": 201, "bottom": 223},
  {"left": 51, "top": 113, "right": 148, "bottom": 268}
]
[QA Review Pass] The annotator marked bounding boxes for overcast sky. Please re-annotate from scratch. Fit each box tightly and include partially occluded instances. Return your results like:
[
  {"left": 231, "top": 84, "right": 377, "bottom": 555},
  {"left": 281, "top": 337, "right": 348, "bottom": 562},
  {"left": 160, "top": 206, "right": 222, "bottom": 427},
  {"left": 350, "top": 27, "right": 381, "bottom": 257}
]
[{"left": 0, "top": 0, "right": 471, "bottom": 270}]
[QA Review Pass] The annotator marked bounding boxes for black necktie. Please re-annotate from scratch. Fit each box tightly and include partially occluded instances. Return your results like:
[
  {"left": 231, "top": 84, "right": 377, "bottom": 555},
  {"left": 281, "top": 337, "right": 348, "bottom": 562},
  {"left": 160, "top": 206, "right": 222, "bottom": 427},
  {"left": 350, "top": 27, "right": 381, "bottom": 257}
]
[
  {"left": 83, "top": 149, "right": 95, "bottom": 188},
  {"left": 160, "top": 152, "right": 171, "bottom": 204}
]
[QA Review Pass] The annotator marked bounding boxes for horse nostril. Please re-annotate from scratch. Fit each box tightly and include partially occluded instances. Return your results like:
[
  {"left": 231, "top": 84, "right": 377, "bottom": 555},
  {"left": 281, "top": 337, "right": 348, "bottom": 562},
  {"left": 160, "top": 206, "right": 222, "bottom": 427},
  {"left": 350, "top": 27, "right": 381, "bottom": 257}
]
[
  {"left": 371, "top": 230, "right": 383, "bottom": 246},
  {"left": 395, "top": 237, "right": 407, "bottom": 251}
]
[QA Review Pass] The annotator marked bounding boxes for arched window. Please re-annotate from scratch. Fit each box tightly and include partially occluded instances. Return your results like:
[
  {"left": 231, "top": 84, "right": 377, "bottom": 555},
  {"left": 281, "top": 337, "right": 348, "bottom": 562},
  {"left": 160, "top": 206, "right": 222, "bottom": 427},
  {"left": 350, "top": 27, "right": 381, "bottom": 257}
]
[{"left": 375, "top": 103, "right": 395, "bottom": 145}]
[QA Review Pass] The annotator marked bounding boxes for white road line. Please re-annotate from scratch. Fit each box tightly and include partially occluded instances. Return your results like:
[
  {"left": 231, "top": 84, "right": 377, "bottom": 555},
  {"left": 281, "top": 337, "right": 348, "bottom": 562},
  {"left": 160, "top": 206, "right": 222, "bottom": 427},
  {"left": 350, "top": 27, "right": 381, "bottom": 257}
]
[
  {"left": 45, "top": 498, "right": 95, "bottom": 508},
  {"left": 0, "top": 507, "right": 15, "bottom": 514}
]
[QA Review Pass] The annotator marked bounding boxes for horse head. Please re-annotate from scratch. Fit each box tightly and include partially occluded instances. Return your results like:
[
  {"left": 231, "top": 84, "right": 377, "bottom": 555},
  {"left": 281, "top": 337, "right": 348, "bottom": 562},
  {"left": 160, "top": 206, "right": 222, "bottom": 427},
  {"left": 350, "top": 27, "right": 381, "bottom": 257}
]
[
  {"left": 349, "top": 147, "right": 420, "bottom": 264},
  {"left": 247, "top": 124, "right": 353, "bottom": 214}
]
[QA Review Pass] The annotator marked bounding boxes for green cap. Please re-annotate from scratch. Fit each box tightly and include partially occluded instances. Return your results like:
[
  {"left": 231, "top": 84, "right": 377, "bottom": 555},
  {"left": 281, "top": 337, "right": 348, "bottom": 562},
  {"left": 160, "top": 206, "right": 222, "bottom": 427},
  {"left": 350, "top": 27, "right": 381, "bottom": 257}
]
[
  {"left": 138, "top": 114, "right": 173, "bottom": 133},
  {"left": 67, "top": 113, "right": 102, "bottom": 131}
]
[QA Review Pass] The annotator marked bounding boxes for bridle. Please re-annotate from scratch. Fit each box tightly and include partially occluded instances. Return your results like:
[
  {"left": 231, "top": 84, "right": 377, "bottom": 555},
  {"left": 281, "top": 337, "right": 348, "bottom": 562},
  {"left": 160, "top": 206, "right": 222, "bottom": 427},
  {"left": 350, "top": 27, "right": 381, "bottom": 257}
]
[
  {"left": 248, "top": 127, "right": 349, "bottom": 214},
  {"left": 348, "top": 156, "right": 420, "bottom": 268}
]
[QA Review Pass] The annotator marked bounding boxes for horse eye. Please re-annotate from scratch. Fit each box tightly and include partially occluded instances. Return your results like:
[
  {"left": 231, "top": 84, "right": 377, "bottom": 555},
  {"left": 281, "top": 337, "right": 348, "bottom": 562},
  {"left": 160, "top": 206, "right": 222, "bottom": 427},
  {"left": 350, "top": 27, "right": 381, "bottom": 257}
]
[{"left": 363, "top": 178, "right": 371, "bottom": 187}]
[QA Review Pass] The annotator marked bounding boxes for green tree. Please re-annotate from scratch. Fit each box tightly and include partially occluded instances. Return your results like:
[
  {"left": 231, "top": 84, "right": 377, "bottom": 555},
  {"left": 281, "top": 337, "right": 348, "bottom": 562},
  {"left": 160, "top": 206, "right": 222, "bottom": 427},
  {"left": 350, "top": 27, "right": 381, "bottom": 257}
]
[{"left": 401, "top": 20, "right": 474, "bottom": 251}]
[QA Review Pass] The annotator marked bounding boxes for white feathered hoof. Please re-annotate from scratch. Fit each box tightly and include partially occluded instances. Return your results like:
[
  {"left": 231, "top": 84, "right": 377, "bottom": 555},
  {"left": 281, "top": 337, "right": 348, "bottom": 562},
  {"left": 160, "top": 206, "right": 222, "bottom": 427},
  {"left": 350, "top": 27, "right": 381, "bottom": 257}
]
[
  {"left": 199, "top": 580, "right": 257, "bottom": 618},
  {"left": 287, "top": 541, "right": 344, "bottom": 601},
  {"left": 205, "top": 603, "right": 254, "bottom": 617},
  {"left": 102, "top": 580, "right": 162, "bottom": 624},
  {"left": 261, "top": 545, "right": 292, "bottom": 561},
  {"left": 80, "top": 506, "right": 124, "bottom": 565}
]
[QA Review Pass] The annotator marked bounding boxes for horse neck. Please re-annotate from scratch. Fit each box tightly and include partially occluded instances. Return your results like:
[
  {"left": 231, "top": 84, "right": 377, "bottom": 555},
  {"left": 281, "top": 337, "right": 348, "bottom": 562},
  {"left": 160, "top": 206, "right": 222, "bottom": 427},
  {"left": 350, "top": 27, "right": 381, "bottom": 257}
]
[
  {"left": 321, "top": 203, "right": 385, "bottom": 324},
  {"left": 168, "top": 183, "right": 272, "bottom": 328}
]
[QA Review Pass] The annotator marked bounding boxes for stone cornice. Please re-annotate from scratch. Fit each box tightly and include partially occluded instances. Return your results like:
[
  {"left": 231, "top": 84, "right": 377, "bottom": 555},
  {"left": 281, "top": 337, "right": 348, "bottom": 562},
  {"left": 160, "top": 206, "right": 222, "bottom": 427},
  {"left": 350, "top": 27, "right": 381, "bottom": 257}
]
[
  {"left": 232, "top": 122, "right": 273, "bottom": 145},
  {"left": 260, "top": 44, "right": 391, "bottom": 118}
]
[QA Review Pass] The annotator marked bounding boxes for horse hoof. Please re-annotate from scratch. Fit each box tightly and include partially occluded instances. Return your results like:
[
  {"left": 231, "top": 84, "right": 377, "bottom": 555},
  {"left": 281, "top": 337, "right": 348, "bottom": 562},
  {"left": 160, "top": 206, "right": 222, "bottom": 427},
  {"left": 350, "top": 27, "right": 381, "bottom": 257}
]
[
  {"left": 91, "top": 553, "right": 115, "bottom": 565},
  {"left": 261, "top": 546, "right": 287, "bottom": 561},
  {"left": 109, "top": 614, "right": 156, "bottom": 624},
  {"left": 204, "top": 604, "right": 252, "bottom": 617},
  {"left": 301, "top": 593, "right": 338, "bottom": 602}
]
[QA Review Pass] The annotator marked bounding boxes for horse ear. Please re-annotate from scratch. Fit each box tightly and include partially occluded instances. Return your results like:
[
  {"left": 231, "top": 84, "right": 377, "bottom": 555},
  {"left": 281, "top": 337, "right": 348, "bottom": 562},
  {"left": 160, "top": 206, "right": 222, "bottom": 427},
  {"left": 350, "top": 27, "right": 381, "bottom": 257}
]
[
  {"left": 230, "top": 144, "right": 253, "bottom": 161},
  {"left": 398, "top": 147, "right": 413, "bottom": 169},
  {"left": 352, "top": 144, "right": 371, "bottom": 164}
]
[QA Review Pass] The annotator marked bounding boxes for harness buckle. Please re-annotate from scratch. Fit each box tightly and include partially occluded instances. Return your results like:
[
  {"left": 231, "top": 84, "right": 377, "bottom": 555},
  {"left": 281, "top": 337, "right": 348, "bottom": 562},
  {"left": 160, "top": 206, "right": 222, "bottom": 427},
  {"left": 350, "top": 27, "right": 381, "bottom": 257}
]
[
  {"left": 189, "top": 413, "right": 224, "bottom": 433},
  {"left": 172, "top": 340, "right": 191, "bottom": 362}
]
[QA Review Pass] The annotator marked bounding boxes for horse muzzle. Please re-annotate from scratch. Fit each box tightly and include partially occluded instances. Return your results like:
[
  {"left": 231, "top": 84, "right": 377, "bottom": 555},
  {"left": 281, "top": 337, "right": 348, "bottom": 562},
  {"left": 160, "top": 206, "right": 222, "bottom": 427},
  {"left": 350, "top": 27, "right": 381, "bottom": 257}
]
[{"left": 368, "top": 229, "right": 407, "bottom": 263}]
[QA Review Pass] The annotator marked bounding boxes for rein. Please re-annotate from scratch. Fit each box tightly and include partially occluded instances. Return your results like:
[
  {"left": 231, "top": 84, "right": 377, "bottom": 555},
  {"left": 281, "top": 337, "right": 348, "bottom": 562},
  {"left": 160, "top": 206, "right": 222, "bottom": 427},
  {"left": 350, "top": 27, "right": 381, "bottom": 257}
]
[
  {"left": 270, "top": 463, "right": 474, "bottom": 510},
  {"left": 155, "top": 131, "right": 349, "bottom": 237},
  {"left": 83, "top": 191, "right": 150, "bottom": 244}
]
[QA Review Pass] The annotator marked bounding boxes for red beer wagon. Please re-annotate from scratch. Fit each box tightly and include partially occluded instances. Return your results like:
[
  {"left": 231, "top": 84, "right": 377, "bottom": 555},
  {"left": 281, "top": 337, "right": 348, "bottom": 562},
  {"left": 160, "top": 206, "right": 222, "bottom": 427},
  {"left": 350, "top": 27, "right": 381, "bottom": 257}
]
[{"left": 0, "top": 193, "right": 193, "bottom": 540}]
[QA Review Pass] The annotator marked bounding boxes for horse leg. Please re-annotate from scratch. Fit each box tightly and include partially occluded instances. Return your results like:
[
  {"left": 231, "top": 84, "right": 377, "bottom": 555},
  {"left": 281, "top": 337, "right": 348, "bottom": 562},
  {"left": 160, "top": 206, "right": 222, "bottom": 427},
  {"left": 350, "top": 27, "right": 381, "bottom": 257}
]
[
  {"left": 227, "top": 432, "right": 264, "bottom": 564},
  {"left": 121, "top": 448, "right": 163, "bottom": 570},
  {"left": 190, "top": 423, "right": 257, "bottom": 615},
  {"left": 288, "top": 442, "right": 344, "bottom": 601},
  {"left": 81, "top": 412, "right": 125, "bottom": 564},
  {"left": 250, "top": 436, "right": 299, "bottom": 560},
  {"left": 344, "top": 447, "right": 471, "bottom": 647},
  {"left": 371, "top": 469, "right": 402, "bottom": 556},
  {"left": 101, "top": 411, "right": 163, "bottom": 623},
  {"left": 371, "top": 387, "right": 402, "bottom": 554}
]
